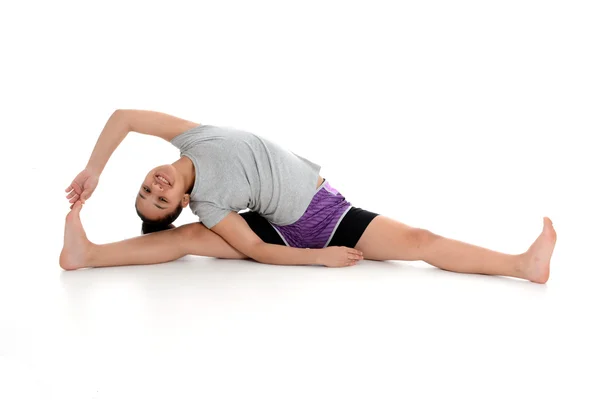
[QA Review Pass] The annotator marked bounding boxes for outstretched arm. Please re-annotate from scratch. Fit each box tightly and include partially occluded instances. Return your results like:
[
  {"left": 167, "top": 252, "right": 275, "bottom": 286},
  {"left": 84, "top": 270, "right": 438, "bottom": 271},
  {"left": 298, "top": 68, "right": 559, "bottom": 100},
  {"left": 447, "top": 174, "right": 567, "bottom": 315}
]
[
  {"left": 65, "top": 110, "right": 200, "bottom": 205},
  {"left": 86, "top": 109, "right": 200, "bottom": 175},
  {"left": 210, "top": 212, "right": 364, "bottom": 267}
]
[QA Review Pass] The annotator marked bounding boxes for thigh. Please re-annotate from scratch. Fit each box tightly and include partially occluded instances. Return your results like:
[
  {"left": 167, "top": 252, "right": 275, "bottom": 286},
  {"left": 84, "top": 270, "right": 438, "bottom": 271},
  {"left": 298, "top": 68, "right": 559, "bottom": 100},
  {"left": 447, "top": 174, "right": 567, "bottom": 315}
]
[
  {"left": 178, "top": 211, "right": 287, "bottom": 259},
  {"left": 178, "top": 222, "right": 249, "bottom": 259},
  {"left": 354, "top": 215, "right": 433, "bottom": 261}
]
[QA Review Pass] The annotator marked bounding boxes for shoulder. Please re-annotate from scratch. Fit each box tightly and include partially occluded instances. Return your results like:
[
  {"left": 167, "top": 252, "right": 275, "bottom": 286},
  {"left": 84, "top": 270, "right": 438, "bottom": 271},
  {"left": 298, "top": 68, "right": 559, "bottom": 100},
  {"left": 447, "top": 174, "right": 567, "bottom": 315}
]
[
  {"left": 170, "top": 124, "right": 247, "bottom": 150},
  {"left": 170, "top": 124, "right": 207, "bottom": 149}
]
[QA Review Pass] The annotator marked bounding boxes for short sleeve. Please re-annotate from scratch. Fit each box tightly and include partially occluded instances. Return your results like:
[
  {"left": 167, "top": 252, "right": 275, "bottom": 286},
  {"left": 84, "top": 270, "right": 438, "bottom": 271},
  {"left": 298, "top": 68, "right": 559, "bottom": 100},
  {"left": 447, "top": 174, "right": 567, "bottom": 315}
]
[
  {"left": 192, "top": 202, "right": 232, "bottom": 229},
  {"left": 170, "top": 124, "right": 205, "bottom": 152}
]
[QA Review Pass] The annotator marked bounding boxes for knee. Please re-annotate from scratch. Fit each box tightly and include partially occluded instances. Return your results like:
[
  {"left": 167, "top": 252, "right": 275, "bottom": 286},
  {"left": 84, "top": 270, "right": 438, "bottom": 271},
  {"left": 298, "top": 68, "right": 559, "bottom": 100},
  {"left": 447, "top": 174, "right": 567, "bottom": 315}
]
[
  {"left": 175, "top": 223, "right": 209, "bottom": 245},
  {"left": 409, "top": 228, "right": 439, "bottom": 252}
]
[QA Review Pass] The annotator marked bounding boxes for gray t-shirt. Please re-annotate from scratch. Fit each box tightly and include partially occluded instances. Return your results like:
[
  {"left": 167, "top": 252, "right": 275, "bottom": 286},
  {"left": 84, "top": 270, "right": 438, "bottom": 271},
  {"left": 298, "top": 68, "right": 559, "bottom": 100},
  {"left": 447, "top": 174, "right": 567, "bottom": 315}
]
[{"left": 170, "top": 124, "right": 322, "bottom": 229}]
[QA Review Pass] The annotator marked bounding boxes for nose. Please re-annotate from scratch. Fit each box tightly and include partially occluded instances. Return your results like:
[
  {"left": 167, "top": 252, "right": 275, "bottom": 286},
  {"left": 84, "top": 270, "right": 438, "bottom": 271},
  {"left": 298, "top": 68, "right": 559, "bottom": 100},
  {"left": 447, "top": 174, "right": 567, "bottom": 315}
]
[{"left": 152, "top": 181, "right": 165, "bottom": 191}]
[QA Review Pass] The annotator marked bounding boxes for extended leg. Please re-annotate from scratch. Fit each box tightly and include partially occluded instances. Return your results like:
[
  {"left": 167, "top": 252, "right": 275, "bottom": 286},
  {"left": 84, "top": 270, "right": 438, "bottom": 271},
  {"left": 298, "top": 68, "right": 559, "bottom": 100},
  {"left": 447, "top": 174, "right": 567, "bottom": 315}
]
[
  {"left": 354, "top": 215, "right": 557, "bottom": 283},
  {"left": 59, "top": 202, "right": 249, "bottom": 270}
]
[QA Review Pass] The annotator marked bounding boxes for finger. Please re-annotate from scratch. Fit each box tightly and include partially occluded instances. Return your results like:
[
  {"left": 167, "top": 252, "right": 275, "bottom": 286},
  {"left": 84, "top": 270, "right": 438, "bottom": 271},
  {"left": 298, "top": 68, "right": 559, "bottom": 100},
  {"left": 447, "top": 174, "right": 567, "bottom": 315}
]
[
  {"left": 344, "top": 247, "right": 362, "bottom": 256},
  {"left": 71, "top": 181, "right": 83, "bottom": 194},
  {"left": 65, "top": 184, "right": 72, "bottom": 192},
  {"left": 66, "top": 191, "right": 77, "bottom": 200},
  {"left": 69, "top": 194, "right": 80, "bottom": 203},
  {"left": 72, "top": 201, "right": 83, "bottom": 213}
]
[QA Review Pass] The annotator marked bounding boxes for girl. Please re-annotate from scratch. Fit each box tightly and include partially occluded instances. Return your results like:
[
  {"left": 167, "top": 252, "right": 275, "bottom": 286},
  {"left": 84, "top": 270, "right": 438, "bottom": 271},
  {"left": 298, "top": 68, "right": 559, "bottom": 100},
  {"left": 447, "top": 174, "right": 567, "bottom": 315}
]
[{"left": 60, "top": 109, "right": 557, "bottom": 283}]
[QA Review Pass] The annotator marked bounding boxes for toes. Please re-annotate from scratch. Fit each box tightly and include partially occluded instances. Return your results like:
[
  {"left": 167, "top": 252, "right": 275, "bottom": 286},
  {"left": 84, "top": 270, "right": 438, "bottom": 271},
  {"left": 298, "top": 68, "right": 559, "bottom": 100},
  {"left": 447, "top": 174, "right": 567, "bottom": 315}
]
[
  {"left": 543, "top": 217, "right": 554, "bottom": 232},
  {"left": 543, "top": 216, "right": 552, "bottom": 226},
  {"left": 542, "top": 217, "right": 557, "bottom": 239}
]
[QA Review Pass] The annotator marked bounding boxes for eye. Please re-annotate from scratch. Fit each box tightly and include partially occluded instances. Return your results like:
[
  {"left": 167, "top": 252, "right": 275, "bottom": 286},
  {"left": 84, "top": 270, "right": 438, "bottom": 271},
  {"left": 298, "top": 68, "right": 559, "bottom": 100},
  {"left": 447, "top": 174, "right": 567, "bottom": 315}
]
[
  {"left": 160, "top": 197, "right": 168, "bottom": 203},
  {"left": 143, "top": 187, "right": 150, "bottom": 193}
]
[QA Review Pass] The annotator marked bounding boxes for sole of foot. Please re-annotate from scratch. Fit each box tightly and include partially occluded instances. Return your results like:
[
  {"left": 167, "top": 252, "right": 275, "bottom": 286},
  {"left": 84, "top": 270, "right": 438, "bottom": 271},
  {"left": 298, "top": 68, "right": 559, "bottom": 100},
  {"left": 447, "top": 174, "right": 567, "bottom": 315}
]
[
  {"left": 522, "top": 217, "right": 557, "bottom": 284},
  {"left": 59, "top": 201, "right": 90, "bottom": 271}
]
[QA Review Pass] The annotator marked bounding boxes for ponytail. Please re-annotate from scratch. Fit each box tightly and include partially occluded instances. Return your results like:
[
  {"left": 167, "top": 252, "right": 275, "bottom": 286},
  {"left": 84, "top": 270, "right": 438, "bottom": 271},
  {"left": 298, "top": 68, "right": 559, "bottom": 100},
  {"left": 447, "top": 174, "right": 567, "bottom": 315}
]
[
  {"left": 136, "top": 203, "right": 183, "bottom": 235},
  {"left": 141, "top": 222, "right": 176, "bottom": 235}
]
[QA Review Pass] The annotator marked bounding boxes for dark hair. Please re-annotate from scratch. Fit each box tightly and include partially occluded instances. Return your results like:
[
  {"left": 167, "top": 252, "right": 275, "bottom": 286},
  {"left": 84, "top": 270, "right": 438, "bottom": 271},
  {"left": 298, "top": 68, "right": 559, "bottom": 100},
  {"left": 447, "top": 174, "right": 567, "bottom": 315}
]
[{"left": 136, "top": 204, "right": 183, "bottom": 234}]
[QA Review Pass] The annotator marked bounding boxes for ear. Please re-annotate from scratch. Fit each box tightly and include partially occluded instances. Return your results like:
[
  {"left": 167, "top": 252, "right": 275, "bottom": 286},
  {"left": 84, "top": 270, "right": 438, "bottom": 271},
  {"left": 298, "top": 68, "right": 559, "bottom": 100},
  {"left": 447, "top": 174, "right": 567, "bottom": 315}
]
[{"left": 181, "top": 194, "right": 190, "bottom": 208}]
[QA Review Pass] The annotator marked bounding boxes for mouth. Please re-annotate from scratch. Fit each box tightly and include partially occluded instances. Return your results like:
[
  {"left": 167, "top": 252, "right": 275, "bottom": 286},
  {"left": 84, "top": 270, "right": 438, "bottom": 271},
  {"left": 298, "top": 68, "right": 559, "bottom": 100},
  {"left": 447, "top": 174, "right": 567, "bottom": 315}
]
[{"left": 155, "top": 173, "right": 171, "bottom": 187}]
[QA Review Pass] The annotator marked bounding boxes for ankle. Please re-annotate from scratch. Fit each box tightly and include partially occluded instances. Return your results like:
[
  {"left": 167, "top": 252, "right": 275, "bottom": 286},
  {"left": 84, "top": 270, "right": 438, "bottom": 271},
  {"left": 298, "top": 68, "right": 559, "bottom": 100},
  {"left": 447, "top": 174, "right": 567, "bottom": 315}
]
[
  {"left": 514, "top": 252, "right": 529, "bottom": 278},
  {"left": 84, "top": 242, "right": 99, "bottom": 267}
]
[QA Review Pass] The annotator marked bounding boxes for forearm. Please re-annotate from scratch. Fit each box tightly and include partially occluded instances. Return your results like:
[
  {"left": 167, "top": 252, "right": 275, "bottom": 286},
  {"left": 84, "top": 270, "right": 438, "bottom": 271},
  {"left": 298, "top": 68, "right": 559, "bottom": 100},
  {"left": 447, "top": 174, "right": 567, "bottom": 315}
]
[
  {"left": 85, "top": 110, "right": 130, "bottom": 174},
  {"left": 252, "top": 242, "right": 322, "bottom": 266}
]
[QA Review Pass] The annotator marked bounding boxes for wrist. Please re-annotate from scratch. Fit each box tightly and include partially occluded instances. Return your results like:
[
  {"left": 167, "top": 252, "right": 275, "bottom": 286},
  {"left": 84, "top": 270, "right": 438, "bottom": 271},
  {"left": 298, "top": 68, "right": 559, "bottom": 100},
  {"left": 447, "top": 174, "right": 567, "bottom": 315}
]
[
  {"left": 313, "top": 248, "right": 324, "bottom": 265},
  {"left": 85, "top": 162, "right": 103, "bottom": 176}
]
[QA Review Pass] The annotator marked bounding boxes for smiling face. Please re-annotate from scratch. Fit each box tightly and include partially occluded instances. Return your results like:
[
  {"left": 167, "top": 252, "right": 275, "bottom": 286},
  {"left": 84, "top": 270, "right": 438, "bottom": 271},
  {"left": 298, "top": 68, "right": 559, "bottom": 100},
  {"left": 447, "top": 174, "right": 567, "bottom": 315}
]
[{"left": 135, "top": 164, "right": 190, "bottom": 221}]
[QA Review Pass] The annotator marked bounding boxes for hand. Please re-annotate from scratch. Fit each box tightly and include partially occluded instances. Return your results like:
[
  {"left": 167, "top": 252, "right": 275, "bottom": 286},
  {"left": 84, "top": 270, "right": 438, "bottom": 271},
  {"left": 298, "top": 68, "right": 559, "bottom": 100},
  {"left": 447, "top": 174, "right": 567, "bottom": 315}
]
[
  {"left": 317, "top": 246, "right": 364, "bottom": 267},
  {"left": 65, "top": 168, "right": 99, "bottom": 206}
]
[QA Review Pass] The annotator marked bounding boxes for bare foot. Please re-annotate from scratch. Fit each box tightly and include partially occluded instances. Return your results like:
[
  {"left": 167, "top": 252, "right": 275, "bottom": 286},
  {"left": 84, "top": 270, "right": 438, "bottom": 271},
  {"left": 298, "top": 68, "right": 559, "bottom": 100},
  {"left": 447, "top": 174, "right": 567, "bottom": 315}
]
[
  {"left": 520, "top": 217, "right": 557, "bottom": 283},
  {"left": 59, "top": 201, "right": 92, "bottom": 270}
]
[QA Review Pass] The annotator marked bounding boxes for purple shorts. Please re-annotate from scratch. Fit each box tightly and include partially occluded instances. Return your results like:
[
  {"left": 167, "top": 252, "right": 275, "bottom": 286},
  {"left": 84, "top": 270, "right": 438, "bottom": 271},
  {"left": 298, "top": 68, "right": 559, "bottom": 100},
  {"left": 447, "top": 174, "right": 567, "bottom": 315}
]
[{"left": 268, "top": 179, "right": 353, "bottom": 248}]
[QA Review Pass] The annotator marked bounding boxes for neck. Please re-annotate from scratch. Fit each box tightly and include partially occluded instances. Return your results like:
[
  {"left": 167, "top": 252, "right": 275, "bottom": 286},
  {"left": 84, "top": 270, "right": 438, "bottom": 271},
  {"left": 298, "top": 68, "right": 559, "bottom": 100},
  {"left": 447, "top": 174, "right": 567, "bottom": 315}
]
[{"left": 172, "top": 156, "right": 196, "bottom": 194}]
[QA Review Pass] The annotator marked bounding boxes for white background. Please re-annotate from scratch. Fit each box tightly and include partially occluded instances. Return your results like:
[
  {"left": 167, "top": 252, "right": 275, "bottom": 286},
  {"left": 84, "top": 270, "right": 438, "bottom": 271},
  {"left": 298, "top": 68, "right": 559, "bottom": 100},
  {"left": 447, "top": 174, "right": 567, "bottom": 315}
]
[{"left": 1, "top": 0, "right": 599, "bottom": 399}]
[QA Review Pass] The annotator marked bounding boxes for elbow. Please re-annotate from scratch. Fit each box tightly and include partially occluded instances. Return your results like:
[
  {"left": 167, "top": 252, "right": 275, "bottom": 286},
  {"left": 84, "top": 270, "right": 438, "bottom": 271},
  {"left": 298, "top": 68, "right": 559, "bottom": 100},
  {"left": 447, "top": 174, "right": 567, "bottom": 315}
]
[
  {"left": 246, "top": 243, "right": 268, "bottom": 264},
  {"left": 111, "top": 109, "right": 127, "bottom": 119},
  {"left": 111, "top": 109, "right": 130, "bottom": 131},
  {"left": 248, "top": 251, "right": 265, "bottom": 264}
]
